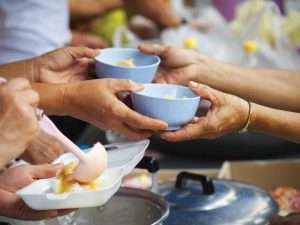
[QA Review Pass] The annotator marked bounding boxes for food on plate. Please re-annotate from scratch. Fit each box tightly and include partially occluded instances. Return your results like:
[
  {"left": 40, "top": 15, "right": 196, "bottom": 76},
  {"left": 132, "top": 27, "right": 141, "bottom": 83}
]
[
  {"left": 272, "top": 187, "right": 300, "bottom": 216},
  {"left": 55, "top": 161, "right": 98, "bottom": 193},
  {"left": 71, "top": 142, "right": 108, "bottom": 183},
  {"left": 116, "top": 58, "right": 136, "bottom": 67}
]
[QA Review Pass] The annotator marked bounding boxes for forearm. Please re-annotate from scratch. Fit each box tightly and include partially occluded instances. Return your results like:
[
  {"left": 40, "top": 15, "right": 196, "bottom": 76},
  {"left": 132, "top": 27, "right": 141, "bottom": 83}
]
[
  {"left": 249, "top": 103, "right": 300, "bottom": 144},
  {"left": 31, "top": 83, "right": 69, "bottom": 116},
  {"left": 70, "top": 0, "right": 123, "bottom": 20},
  {"left": 195, "top": 60, "right": 300, "bottom": 112},
  {"left": 0, "top": 59, "right": 37, "bottom": 82}
]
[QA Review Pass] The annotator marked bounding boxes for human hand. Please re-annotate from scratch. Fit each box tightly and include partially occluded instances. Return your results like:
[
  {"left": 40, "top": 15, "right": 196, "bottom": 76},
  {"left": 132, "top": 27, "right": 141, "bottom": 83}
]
[
  {"left": 124, "top": 0, "right": 181, "bottom": 27},
  {"left": 33, "top": 47, "right": 100, "bottom": 84},
  {"left": 21, "top": 130, "right": 65, "bottom": 164},
  {"left": 0, "top": 78, "right": 40, "bottom": 168},
  {"left": 160, "top": 81, "right": 249, "bottom": 142},
  {"left": 64, "top": 79, "right": 168, "bottom": 140},
  {"left": 0, "top": 164, "right": 75, "bottom": 220},
  {"left": 71, "top": 31, "right": 109, "bottom": 49},
  {"left": 139, "top": 44, "right": 213, "bottom": 86}
]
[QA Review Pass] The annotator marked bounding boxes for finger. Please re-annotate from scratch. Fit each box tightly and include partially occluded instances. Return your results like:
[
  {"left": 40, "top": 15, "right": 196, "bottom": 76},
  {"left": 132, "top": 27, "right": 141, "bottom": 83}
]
[
  {"left": 7, "top": 78, "right": 31, "bottom": 91},
  {"left": 30, "top": 164, "right": 64, "bottom": 180},
  {"left": 108, "top": 79, "right": 144, "bottom": 93},
  {"left": 117, "top": 103, "right": 168, "bottom": 130},
  {"left": 160, "top": 118, "right": 208, "bottom": 142},
  {"left": 64, "top": 46, "right": 100, "bottom": 60},
  {"left": 189, "top": 81, "right": 220, "bottom": 106},
  {"left": 138, "top": 44, "right": 167, "bottom": 57},
  {"left": 19, "top": 89, "right": 40, "bottom": 107},
  {"left": 22, "top": 209, "right": 60, "bottom": 221},
  {"left": 116, "top": 123, "right": 153, "bottom": 141},
  {"left": 153, "top": 69, "right": 168, "bottom": 84},
  {"left": 56, "top": 209, "right": 77, "bottom": 217},
  {"left": 192, "top": 116, "right": 200, "bottom": 123}
]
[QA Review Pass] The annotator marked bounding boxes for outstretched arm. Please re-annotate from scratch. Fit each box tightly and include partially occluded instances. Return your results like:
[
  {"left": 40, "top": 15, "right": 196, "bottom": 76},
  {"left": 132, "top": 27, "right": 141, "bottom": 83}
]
[
  {"left": 161, "top": 82, "right": 300, "bottom": 144},
  {"left": 139, "top": 44, "right": 300, "bottom": 112}
]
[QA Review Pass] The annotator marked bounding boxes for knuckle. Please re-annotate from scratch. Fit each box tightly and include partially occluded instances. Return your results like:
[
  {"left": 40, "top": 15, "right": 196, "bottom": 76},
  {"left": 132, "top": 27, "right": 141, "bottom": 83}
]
[{"left": 111, "top": 104, "right": 123, "bottom": 117}]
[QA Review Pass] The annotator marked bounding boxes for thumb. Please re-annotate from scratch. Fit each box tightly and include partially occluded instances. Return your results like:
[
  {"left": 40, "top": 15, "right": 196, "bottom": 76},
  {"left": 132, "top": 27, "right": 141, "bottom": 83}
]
[
  {"left": 30, "top": 164, "right": 64, "bottom": 180},
  {"left": 188, "top": 81, "right": 221, "bottom": 106},
  {"left": 138, "top": 44, "right": 167, "bottom": 57},
  {"left": 63, "top": 46, "right": 100, "bottom": 59},
  {"left": 110, "top": 79, "right": 144, "bottom": 93}
]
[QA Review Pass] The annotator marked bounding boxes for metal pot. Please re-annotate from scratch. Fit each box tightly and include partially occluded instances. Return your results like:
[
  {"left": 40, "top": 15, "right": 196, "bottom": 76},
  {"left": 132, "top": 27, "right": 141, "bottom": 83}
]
[
  {"left": 159, "top": 172, "right": 278, "bottom": 225},
  {"left": 84, "top": 187, "right": 169, "bottom": 225}
]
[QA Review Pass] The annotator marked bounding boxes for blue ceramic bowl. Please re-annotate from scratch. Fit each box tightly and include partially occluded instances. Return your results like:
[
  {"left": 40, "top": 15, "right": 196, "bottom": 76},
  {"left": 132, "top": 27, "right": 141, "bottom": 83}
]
[
  {"left": 95, "top": 48, "right": 160, "bottom": 83},
  {"left": 131, "top": 84, "right": 201, "bottom": 130}
]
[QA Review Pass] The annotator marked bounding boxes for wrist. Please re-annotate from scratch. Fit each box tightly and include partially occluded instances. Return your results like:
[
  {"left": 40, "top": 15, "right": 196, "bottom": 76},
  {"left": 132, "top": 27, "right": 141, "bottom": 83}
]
[
  {"left": 239, "top": 100, "right": 252, "bottom": 133},
  {"left": 60, "top": 82, "right": 78, "bottom": 117},
  {"left": 28, "top": 58, "right": 41, "bottom": 82},
  {"left": 193, "top": 56, "right": 223, "bottom": 84},
  {"left": 248, "top": 103, "right": 258, "bottom": 131}
]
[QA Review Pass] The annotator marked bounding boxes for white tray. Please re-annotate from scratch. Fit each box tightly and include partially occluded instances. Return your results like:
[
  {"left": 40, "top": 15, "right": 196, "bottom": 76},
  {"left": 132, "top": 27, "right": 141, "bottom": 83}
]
[{"left": 15, "top": 140, "right": 149, "bottom": 211}]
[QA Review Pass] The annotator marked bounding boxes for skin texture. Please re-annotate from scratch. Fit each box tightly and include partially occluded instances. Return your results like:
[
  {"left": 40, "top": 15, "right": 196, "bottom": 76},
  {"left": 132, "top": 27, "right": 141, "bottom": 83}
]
[
  {"left": 70, "top": 31, "right": 109, "bottom": 49},
  {"left": 0, "top": 47, "right": 100, "bottom": 84},
  {"left": 21, "top": 130, "right": 66, "bottom": 164},
  {"left": 123, "top": 0, "right": 181, "bottom": 28},
  {"left": 0, "top": 164, "right": 75, "bottom": 220},
  {"left": 161, "top": 82, "right": 249, "bottom": 142},
  {"left": 161, "top": 81, "right": 300, "bottom": 144},
  {"left": 70, "top": 0, "right": 180, "bottom": 28},
  {"left": 33, "top": 79, "right": 168, "bottom": 140},
  {"left": 139, "top": 44, "right": 300, "bottom": 143},
  {"left": 0, "top": 78, "right": 40, "bottom": 169},
  {"left": 139, "top": 44, "right": 300, "bottom": 112}
]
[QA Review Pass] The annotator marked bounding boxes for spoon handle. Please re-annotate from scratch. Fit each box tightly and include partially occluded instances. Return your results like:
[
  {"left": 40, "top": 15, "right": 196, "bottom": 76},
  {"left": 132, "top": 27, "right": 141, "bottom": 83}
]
[{"left": 39, "top": 116, "right": 86, "bottom": 161}]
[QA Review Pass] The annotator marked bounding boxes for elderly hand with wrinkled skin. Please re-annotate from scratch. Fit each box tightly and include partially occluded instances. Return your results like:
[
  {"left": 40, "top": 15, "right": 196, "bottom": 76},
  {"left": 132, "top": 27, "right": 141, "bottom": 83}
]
[
  {"left": 0, "top": 47, "right": 100, "bottom": 84},
  {"left": 160, "top": 81, "right": 249, "bottom": 142},
  {"left": 0, "top": 164, "right": 75, "bottom": 220},
  {"left": 0, "top": 78, "right": 40, "bottom": 169},
  {"left": 62, "top": 79, "right": 168, "bottom": 140},
  {"left": 139, "top": 44, "right": 212, "bottom": 86},
  {"left": 21, "top": 130, "right": 66, "bottom": 164}
]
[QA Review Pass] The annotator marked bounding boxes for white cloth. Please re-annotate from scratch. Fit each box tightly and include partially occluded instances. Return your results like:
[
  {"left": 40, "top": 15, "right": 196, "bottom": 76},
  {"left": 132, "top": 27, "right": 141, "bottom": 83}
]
[{"left": 0, "top": 0, "right": 71, "bottom": 63}]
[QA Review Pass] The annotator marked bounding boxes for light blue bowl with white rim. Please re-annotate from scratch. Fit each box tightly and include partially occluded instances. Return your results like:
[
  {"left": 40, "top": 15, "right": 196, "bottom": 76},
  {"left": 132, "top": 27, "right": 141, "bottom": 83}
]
[
  {"left": 131, "top": 84, "right": 201, "bottom": 131},
  {"left": 95, "top": 48, "right": 160, "bottom": 83}
]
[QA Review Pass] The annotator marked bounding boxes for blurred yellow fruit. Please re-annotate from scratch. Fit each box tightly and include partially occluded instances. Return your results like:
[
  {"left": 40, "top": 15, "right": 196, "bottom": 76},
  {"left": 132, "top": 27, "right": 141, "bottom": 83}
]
[
  {"left": 243, "top": 40, "right": 257, "bottom": 54},
  {"left": 92, "top": 8, "right": 128, "bottom": 45},
  {"left": 184, "top": 37, "right": 198, "bottom": 49}
]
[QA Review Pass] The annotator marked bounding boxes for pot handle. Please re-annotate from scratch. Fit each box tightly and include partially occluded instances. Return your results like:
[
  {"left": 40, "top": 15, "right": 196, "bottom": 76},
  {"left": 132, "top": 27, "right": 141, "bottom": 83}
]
[
  {"left": 175, "top": 172, "right": 215, "bottom": 195},
  {"left": 136, "top": 156, "right": 160, "bottom": 174}
]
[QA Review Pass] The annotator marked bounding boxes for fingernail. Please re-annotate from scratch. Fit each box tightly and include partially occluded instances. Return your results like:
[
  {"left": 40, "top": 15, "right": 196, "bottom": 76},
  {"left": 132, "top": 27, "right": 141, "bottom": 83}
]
[
  {"left": 131, "top": 81, "right": 144, "bottom": 90},
  {"left": 193, "top": 117, "right": 200, "bottom": 123},
  {"left": 189, "top": 81, "right": 198, "bottom": 88},
  {"left": 53, "top": 163, "right": 64, "bottom": 169}
]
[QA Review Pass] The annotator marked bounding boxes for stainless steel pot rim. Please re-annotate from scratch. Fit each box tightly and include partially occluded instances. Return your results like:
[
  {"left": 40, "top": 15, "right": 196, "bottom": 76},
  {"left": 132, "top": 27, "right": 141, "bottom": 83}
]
[{"left": 117, "top": 187, "right": 170, "bottom": 224}]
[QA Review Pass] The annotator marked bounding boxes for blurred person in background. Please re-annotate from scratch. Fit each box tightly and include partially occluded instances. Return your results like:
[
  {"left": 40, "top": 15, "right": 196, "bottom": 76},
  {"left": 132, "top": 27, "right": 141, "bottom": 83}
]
[
  {"left": 140, "top": 44, "right": 300, "bottom": 144},
  {"left": 0, "top": 0, "right": 107, "bottom": 64}
]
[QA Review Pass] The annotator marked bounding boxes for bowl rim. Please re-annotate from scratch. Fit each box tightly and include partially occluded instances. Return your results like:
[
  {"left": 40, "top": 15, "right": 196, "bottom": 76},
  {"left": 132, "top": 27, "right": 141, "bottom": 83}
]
[
  {"left": 132, "top": 83, "right": 201, "bottom": 101},
  {"left": 94, "top": 48, "right": 161, "bottom": 69}
]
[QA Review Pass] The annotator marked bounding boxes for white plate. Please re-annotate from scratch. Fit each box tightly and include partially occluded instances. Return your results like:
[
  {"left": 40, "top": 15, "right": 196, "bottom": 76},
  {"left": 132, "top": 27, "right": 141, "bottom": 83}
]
[{"left": 16, "top": 140, "right": 150, "bottom": 210}]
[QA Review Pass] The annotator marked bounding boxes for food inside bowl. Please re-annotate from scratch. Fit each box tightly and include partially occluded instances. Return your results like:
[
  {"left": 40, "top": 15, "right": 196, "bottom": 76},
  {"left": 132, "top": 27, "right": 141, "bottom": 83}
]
[
  {"left": 163, "top": 94, "right": 188, "bottom": 100},
  {"left": 116, "top": 58, "right": 136, "bottom": 68},
  {"left": 54, "top": 162, "right": 99, "bottom": 193}
]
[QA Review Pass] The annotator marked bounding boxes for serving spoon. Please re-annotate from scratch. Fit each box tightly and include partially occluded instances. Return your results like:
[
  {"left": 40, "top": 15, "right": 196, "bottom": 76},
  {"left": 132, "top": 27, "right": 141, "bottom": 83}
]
[{"left": 39, "top": 115, "right": 107, "bottom": 183}]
